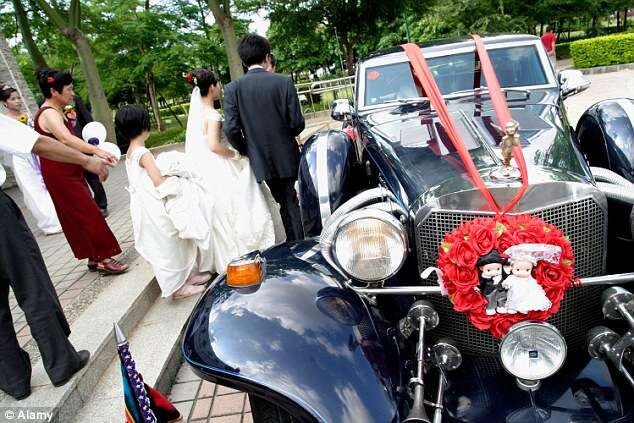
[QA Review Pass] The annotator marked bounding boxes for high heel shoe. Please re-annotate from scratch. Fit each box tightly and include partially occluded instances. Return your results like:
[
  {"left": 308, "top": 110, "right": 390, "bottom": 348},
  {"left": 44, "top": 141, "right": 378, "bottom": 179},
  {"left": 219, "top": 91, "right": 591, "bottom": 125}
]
[{"left": 172, "top": 284, "right": 206, "bottom": 300}]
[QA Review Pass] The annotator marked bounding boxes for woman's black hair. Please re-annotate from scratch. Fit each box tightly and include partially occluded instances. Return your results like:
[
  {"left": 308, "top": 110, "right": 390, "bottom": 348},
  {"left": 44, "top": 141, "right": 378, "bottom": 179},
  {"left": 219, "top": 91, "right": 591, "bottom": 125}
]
[
  {"left": 238, "top": 34, "right": 271, "bottom": 67},
  {"left": 186, "top": 69, "right": 218, "bottom": 97},
  {"left": 115, "top": 105, "right": 150, "bottom": 151},
  {"left": 36, "top": 68, "right": 73, "bottom": 99},
  {"left": 0, "top": 84, "right": 17, "bottom": 102}
]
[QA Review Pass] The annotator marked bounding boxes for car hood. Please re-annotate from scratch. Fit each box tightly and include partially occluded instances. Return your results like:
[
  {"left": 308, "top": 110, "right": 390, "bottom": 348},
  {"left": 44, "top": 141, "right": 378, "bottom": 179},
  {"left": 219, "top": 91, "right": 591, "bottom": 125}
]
[{"left": 360, "top": 90, "right": 593, "bottom": 208}]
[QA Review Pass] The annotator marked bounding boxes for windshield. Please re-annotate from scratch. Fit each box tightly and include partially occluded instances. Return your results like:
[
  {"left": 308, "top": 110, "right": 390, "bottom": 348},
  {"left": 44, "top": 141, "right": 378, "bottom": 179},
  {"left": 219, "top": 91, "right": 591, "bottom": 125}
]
[{"left": 363, "top": 45, "right": 548, "bottom": 107}]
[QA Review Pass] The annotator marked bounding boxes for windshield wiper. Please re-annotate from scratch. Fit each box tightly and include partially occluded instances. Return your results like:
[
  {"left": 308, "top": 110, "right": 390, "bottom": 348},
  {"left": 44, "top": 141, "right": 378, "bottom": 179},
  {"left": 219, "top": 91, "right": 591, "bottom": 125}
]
[{"left": 444, "top": 87, "right": 530, "bottom": 99}]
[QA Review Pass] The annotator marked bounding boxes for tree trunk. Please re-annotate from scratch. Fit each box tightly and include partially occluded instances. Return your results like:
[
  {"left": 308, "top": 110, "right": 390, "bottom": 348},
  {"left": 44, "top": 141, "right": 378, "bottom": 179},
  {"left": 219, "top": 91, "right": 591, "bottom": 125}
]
[
  {"left": 624, "top": 9, "right": 628, "bottom": 30},
  {"left": 617, "top": 11, "right": 621, "bottom": 30},
  {"left": 70, "top": 31, "right": 115, "bottom": 141},
  {"left": 540, "top": 22, "right": 544, "bottom": 36},
  {"left": 207, "top": 0, "right": 244, "bottom": 81},
  {"left": 340, "top": 30, "right": 355, "bottom": 76},
  {"left": 592, "top": 16, "right": 597, "bottom": 34},
  {"left": 146, "top": 72, "right": 164, "bottom": 131},
  {"left": 12, "top": 0, "right": 48, "bottom": 68}
]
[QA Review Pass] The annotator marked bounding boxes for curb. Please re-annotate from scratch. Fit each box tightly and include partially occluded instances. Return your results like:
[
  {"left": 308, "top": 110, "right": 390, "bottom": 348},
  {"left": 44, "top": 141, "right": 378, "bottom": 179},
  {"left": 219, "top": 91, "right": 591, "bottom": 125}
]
[
  {"left": 578, "top": 62, "right": 634, "bottom": 75},
  {"left": 0, "top": 255, "right": 159, "bottom": 422}
]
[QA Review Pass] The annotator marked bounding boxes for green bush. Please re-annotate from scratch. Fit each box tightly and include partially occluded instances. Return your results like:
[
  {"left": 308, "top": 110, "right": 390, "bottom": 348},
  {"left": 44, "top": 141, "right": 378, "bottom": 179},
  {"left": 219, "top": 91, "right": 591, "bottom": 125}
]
[
  {"left": 146, "top": 125, "right": 185, "bottom": 149},
  {"left": 571, "top": 33, "right": 634, "bottom": 68},
  {"left": 555, "top": 42, "right": 571, "bottom": 60}
]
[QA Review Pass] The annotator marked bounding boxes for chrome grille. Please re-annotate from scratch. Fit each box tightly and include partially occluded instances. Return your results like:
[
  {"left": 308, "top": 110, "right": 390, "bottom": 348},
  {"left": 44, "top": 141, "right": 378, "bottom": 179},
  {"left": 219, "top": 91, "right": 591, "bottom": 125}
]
[{"left": 415, "top": 197, "right": 606, "bottom": 355}]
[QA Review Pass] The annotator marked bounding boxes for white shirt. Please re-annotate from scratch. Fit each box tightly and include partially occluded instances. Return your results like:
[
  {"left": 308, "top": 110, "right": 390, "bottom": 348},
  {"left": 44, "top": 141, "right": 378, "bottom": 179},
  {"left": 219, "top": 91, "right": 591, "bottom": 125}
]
[{"left": 0, "top": 114, "right": 39, "bottom": 186}]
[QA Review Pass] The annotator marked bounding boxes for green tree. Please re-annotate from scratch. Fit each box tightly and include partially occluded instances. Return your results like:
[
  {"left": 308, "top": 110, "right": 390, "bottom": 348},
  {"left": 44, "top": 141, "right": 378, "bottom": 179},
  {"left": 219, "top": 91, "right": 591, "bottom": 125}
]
[
  {"left": 207, "top": 0, "right": 243, "bottom": 80},
  {"left": 11, "top": 0, "right": 48, "bottom": 68},
  {"left": 36, "top": 0, "right": 115, "bottom": 139}
]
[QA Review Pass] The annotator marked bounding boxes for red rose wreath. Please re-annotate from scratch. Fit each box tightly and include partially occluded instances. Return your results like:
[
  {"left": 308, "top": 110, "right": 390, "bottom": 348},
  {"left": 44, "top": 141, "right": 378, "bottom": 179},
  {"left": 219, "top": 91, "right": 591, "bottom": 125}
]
[{"left": 437, "top": 215, "right": 575, "bottom": 338}]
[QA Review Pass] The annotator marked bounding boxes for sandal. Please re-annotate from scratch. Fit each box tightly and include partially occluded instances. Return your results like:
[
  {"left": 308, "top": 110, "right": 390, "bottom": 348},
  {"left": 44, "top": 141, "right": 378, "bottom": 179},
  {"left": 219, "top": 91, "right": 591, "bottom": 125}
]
[
  {"left": 185, "top": 272, "right": 212, "bottom": 286},
  {"left": 96, "top": 258, "right": 129, "bottom": 275},
  {"left": 172, "top": 284, "right": 206, "bottom": 300}
]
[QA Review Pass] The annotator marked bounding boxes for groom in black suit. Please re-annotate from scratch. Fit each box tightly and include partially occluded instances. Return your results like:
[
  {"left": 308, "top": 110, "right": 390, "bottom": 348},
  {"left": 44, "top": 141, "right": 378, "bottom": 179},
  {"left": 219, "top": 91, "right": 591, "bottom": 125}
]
[{"left": 224, "top": 34, "right": 305, "bottom": 241}]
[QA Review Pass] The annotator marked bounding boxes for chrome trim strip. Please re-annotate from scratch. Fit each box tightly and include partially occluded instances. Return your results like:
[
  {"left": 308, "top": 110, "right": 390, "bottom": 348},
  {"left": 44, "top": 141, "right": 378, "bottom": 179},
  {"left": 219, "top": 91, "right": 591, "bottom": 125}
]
[
  {"left": 578, "top": 273, "right": 634, "bottom": 286},
  {"left": 316, "top": 132, "right": 332, "bottom": 225}
]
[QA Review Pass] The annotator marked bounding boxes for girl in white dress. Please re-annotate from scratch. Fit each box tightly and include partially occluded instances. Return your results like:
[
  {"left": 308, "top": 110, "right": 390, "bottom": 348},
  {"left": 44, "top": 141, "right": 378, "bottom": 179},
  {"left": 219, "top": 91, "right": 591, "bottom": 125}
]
[
  {"left": 1, "top": 85, "right": 61, "bottom": 235},
  {"left": 116, "top": 105, "right": 211, "bottom": 299},
  {"left": 184, "top": 69, "right": 284, "bottom": 271}
]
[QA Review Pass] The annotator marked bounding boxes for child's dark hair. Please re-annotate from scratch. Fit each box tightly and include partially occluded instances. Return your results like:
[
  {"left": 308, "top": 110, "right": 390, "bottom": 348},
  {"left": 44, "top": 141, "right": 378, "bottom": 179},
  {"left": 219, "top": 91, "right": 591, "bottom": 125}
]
[
  {"left": 238, "top": 34, "right": 271, "bottom": 67},
  {"left": 186, "top": 69, "right": 218, "bottom": 97},
  {"left": 115, "top": 105, "right": 150, "bottom": 151},
  {"left": 36, "top": 68, "right": 73, "bottom": 99},
  {"left": 0, "top": 84, "right": 16, "bottom": 102}
]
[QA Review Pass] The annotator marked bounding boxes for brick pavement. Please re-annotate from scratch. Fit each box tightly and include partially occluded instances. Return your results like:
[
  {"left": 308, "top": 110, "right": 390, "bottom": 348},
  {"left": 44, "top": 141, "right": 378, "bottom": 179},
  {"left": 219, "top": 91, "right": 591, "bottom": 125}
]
[{"left": 169, "top": 365, "right": 252, "bottom": 423}]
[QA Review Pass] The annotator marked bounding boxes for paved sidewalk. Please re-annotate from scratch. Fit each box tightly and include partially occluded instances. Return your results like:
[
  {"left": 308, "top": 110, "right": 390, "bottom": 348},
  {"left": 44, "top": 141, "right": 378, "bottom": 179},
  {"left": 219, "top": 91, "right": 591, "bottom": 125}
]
[{"left": 169, "top": 366, "right": 252, "bottom": 423}]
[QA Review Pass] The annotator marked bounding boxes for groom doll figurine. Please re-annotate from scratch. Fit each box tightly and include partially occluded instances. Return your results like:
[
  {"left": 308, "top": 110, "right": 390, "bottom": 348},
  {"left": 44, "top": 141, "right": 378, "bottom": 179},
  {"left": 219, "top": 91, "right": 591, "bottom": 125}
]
[
  {"left": 477, "top": 249, "right": 509, "bottom": 315},
  {"left": 223, "top": 34, "right": 305, "bottom": 241}
]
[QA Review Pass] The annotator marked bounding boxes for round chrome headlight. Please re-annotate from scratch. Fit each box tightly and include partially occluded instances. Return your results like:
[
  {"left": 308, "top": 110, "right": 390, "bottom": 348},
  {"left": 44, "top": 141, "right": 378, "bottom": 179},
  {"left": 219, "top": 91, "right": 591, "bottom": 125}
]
[
  {"left": 332, "top": 209, "right": 408, "bottom": 282},
  {"left": 500, "top": 321, "right": 567, "bottom": 381}
]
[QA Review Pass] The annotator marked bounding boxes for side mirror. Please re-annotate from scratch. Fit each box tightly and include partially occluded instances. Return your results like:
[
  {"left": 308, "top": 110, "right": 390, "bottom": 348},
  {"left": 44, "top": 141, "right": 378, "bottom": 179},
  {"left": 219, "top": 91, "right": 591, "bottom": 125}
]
[
  {"left": 559, "top": 70, "right": 590, "bottom": 99},
  {"left": 330, "top": 99, "right": 353, "bottom": 122}
]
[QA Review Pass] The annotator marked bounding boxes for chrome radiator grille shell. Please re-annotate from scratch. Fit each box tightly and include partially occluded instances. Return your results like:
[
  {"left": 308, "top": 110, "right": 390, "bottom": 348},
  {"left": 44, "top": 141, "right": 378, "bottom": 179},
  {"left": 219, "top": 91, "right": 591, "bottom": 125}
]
[{"left": 414, "top": 195, "right": 607, "bottom": 355}]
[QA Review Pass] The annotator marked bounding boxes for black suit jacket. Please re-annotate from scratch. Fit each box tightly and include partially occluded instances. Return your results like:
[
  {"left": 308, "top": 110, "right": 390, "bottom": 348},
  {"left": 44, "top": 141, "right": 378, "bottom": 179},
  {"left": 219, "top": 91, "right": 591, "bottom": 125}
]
[{"left": 223, "top": 68, "right": 305, "bottom": 182}]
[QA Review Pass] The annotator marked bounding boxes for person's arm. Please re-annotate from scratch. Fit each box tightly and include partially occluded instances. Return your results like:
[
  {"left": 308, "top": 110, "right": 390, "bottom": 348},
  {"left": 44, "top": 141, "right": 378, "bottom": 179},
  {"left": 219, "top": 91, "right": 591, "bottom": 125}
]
[
  {"left": 137, "top": 150, "right": 167, "bottom": 187},
  {"left": 222, "top": 83, "right": 247, "bottom": 155},
  {"left": 40, "top": 108, "right": 115, "bottom": 163},
  {"left": 205, "top": 119, "right": 237, "bottom": 159},
  {"left": 286, "top": 77, "right": 305, "bottom": 136},
  {"left": 31, "top": 135, "right": 110, "bottom": 181}
]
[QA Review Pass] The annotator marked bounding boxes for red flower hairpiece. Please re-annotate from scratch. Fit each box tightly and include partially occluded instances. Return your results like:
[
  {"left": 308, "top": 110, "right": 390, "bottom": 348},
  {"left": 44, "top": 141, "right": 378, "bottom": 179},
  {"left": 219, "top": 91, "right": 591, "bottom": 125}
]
[
  {"left": 185, "top": 72, "right": 193, "bottom": 83},
  {"left": 47, "top": 76, "right": 55, "bottom": 84}
]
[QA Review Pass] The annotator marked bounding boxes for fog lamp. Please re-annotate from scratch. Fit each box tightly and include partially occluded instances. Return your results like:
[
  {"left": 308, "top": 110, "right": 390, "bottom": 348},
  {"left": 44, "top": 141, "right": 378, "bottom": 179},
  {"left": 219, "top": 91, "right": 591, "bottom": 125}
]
[
  {"left": 500, "top": 321, "right": 567, "bottom": 382},
  {"left": 226, "top": 255, "right": 263, "bottom": 288},
  {"left": 333, "top": 209, "right": 407, "bottom": 282}
]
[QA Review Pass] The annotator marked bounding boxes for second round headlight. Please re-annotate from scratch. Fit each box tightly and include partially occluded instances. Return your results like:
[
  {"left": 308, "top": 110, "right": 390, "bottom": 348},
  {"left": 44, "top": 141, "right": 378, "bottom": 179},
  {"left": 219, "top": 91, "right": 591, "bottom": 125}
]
[
  {"left": 500, "top": 321, "right": 567, "bottom": 381},
  {"left": 333, "top": 209, "right": 408, "bottom": 282}
]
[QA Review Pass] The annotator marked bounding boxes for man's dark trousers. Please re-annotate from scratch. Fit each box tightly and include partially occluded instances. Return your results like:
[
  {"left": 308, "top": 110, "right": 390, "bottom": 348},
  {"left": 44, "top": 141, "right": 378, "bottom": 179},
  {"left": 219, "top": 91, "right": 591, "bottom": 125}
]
[
  {"left": 266, "top": 178, "right": 303, "bottom": 241},
  {"left": 84, "top": 170, "right": 107, "bottom": 210},
  {"left": 0, "top": 191, "right": 81, "bottom": 397}
]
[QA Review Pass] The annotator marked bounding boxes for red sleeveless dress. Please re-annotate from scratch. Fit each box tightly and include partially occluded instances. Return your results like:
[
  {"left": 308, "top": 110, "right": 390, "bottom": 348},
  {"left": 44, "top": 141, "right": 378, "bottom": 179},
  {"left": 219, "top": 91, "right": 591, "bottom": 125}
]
[{"left": 34, "top": 107, "right": 121, "bottom": 261}]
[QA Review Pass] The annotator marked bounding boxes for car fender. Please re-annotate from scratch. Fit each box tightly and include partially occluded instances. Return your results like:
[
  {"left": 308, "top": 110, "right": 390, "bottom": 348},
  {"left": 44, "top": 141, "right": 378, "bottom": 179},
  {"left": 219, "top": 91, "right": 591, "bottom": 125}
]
[
  {"left": 577, "top": 98, "right": 634, "bottom": 182},
  {"left": 298, "top": 130, "right": 355, "bottom": 237},
  {"left": 182, "top": 240, "right": 399, "bottom": 423}
]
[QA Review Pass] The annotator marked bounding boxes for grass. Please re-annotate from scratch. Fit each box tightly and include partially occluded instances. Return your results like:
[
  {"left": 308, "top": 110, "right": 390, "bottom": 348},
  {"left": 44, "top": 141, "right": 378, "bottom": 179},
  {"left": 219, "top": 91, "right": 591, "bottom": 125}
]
[{"left": 146, "top": 123, "right": 186, "bottom": 149}]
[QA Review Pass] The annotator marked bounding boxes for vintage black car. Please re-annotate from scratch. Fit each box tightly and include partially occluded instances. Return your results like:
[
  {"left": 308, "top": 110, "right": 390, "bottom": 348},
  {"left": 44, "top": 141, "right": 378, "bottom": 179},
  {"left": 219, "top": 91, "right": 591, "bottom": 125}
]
[{"left": 182, "top": 34, "right": 634, "bottom": 422}]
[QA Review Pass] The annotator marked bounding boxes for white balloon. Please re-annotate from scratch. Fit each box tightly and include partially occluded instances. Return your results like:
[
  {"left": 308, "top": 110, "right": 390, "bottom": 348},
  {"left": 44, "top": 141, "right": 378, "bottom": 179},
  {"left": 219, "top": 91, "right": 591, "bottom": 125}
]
[
  {"left": 99, "top": 142, "right": 121, "bottom": 162},
  {"left": 82, "top": 122, "right": 107, "bottom": 146}
]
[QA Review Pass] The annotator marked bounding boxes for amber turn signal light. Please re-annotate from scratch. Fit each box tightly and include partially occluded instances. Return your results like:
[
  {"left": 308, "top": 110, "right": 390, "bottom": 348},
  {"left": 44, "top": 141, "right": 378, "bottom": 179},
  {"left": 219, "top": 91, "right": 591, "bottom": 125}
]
[{"left": 226, "top": 255, "right": 264, "bottom": 287}]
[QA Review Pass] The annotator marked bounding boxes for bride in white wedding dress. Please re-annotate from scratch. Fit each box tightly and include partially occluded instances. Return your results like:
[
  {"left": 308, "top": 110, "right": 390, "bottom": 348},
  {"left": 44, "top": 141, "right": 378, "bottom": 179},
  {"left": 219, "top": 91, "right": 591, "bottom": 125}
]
[{"left": 185, "top": 69, "right": 285, "bottom": 270}]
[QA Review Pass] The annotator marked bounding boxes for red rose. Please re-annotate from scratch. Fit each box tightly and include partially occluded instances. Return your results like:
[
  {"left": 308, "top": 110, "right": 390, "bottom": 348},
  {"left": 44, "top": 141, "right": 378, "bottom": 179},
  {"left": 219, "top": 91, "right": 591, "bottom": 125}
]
[
  {"left": 469, "top": 310, "right": 493, "bottom": 330},
  {"left": 450, "top": 240, "right": 479, "bottom": 267},
  {"left": 453, "top": 266, "right": 478, "bottom": 290},
  {"left": 472, "top": 226, "right": 496, "bottom": 255},
  {"left": 515, "top": 225, "right": 542, "bottom": 244},
  {"left": 491, "top": 314, "right": 523, "bottom": 338},
  {"left": 453, "top": 289, "right": 486, "bottom": 312},
  {"left": 496, "top": 231, "right": 516, "bottom": 254},
  {"left": 47, "top": 76, "right": 55, "bottom": 83},
  {"left": 534, "top": 262, "right": 570, "bottom": 289}
]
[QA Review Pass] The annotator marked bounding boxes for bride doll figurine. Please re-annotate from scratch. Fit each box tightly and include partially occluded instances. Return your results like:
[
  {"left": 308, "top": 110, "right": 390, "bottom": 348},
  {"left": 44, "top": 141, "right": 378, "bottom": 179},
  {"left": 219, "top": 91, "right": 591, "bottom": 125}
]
[
  {"left": 501, "top": 244, "right": 562, "bottom": 314},
  {"left": 184, "top": 69, "right": 285, "bottom": 271}
]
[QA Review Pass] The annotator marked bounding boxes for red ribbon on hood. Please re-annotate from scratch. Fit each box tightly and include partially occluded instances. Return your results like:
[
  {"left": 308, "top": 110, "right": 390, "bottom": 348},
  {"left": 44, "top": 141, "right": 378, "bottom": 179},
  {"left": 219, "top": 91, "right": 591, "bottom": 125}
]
[{"left": 401, "top": 37, "right": 528, "bottom": 214}]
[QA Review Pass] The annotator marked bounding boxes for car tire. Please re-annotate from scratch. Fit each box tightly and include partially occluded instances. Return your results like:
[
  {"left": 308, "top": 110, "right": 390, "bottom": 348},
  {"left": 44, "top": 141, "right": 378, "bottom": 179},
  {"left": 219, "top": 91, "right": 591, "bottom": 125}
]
[{"left": 249, "top": 394, "right": 295, "bottom": 423}]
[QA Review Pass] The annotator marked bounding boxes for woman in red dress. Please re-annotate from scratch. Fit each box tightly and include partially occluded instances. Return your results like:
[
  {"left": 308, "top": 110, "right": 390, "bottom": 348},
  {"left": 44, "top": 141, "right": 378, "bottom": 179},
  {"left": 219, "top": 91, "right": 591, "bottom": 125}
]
[{"left": 33, "top": 69, "right": 128, "bottom": 274}]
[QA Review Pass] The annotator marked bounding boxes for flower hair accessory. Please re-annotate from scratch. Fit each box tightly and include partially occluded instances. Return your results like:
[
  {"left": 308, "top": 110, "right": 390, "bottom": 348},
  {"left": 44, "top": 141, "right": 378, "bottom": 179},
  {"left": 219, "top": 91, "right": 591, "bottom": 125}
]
[
  {"left": 47, "top": 76, "right": 55, "bottom": 84},
  {"left": 183, "top": 72, "right": 197, "bottom": 86}
]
